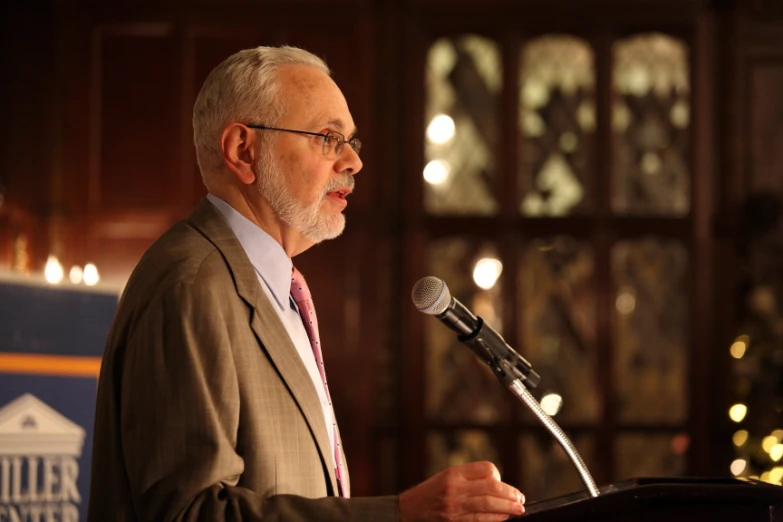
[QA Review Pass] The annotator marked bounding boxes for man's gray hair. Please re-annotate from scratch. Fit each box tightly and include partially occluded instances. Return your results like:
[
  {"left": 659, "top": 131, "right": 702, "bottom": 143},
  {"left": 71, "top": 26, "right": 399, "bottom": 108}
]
[{"left": 193, "top": 45, "right": 331, "bottom": 176}]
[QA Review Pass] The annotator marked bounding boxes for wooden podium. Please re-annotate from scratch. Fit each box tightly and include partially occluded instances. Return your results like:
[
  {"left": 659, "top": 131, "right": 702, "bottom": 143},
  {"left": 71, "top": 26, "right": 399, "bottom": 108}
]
[{"left": 516, "top": 478, "right": 783, "bottom": 522}]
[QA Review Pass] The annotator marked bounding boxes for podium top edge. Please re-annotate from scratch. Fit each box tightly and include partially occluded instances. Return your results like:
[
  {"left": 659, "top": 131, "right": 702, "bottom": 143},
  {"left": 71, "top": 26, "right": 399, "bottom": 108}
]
[{"left": 523, "top": 477, "right": 783, "bottom": 520}]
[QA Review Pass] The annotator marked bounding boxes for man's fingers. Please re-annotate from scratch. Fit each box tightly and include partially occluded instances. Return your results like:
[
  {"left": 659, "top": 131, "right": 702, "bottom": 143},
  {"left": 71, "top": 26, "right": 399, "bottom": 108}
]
[
  {"left": 454, "top": 475, "right": 524, "bottom": 504},
  {"left": 461, "top": 494, "right": 525, "bottom": 517},
  {"left": 462, "top": 514, "right": 515, "bottom": 522},
  {"left": 478, "top": 478, "right": 525, "bottom": 504},
  {"left": 458, "top": 461, "right": 502, "bottom": 481}
]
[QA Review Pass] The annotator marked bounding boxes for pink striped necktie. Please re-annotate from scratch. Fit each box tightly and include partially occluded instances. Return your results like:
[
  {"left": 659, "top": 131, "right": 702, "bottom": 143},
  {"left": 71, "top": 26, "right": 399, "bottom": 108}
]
[{"left": 290, "top": 267, "right": 349, "bottom": 498}]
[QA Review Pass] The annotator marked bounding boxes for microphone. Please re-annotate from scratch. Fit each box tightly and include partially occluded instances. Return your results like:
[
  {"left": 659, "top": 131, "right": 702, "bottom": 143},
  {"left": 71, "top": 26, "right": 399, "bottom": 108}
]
[{"left": 411, "top": 276, "right": 540, "bottom": 388}]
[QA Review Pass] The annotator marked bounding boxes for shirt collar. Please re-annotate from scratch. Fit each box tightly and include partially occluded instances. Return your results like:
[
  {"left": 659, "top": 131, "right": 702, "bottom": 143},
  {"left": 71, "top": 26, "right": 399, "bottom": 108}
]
[{"left": 207, "top": 194, "right": 292, "bottom": 311}]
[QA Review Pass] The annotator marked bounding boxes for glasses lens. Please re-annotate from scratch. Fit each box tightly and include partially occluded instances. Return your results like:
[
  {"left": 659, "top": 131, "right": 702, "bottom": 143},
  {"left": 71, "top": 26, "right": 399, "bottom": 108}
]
[
  {"left": 322, "top": 131, "right": 343, "bottom": 158},
  {"left": 350, "top": 139, "right": 361, "bottom": 156}
]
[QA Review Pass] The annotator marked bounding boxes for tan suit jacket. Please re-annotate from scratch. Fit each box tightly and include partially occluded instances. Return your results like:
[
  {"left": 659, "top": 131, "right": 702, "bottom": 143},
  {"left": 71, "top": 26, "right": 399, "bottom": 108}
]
[{"left": 87, "top": 200, "right": 399, "bottom": 521}]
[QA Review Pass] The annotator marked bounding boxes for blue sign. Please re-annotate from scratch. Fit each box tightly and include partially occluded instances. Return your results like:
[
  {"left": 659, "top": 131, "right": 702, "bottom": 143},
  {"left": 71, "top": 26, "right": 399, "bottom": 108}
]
[{"left": 0, "top": 276, "right": 117, "bottom": 521}]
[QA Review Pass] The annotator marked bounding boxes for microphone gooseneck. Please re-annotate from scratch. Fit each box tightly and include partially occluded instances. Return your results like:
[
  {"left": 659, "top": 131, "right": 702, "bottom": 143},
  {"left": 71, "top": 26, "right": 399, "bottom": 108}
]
[{"left": 412, "top": 275, "right": 600, "bottom": 498}]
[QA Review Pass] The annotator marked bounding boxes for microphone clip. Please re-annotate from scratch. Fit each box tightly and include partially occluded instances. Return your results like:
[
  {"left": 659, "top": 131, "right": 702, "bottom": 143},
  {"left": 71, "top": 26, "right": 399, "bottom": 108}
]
[{"left": 457, "top": 316, "right": 540, "bottom": 389}]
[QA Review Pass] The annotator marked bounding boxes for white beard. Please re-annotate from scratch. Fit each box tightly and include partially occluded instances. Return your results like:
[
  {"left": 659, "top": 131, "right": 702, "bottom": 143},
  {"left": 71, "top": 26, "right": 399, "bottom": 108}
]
[{"left": 253, "top": 147, "right": 354, "bottom": 244}]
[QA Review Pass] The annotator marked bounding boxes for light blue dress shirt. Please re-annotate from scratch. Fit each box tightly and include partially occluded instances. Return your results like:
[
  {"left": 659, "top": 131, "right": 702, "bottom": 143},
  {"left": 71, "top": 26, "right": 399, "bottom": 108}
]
[{"left": 206, "top": 194, "right": 337, "bottom": 466}]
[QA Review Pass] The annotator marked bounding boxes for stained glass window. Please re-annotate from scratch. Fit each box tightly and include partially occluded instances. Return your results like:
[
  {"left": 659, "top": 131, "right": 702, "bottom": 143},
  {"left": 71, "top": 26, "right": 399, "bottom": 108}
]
[
  {"left": 613, "top": 237, "right": 689, "bottom": 423},
  {"left": 424, "top": 35, "right": 501, "bottom": 215},
  {"left": 427, "top": 430, "right": 502, "bottom": 478},
  {"left": 615, "top": 433, "right": 688, "bottom": 480},
  {"left": 426, "top": 238, "right": 507, "bottom": 423},
  {"left": 417, "top": 26, "right": 697, "bottom": 496},
  {"left": 612, "top": 33, "right": 690, "bottom": 216},
  {"left": 519, "top": 36, "right": 595, "bottom": 216},
  {"left": 518, "top": 237, "right": 599, "bottom": 424}
]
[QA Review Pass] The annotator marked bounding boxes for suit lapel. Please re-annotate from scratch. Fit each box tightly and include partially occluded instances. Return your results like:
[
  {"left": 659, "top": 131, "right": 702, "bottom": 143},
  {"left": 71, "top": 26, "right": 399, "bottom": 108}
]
[{"left": 187, "top": 199, "right": 339, "bottom": 495}]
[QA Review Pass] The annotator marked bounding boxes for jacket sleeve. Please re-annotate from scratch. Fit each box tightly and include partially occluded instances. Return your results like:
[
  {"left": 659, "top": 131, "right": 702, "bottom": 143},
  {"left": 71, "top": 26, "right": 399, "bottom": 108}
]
[{"left": 119, "top": 279, "right": 399, "bottom": 522}]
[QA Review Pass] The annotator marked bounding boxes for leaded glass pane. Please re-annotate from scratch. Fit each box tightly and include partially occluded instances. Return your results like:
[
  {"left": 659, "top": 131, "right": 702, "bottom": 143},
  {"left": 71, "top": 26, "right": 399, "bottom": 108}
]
[
  {"left": 615, "top": 433, "right": 688, "bottom": 480},
  {"left": 518, "top": 237, "right": 599, "bottom": 424},
  {"left": 612, "top": 33, "right": 690, "bottom": 216},
  {"left": 427, "top": 430, "right": 502, "bottom": 477},
  {"left": 613, "top": 238, "right": 689, "bottom": 423},
  {"left": 519, "top": 36, "right": 595, "bottom": 216},
  {"left": 520, "top": 433, "right": 594, "bottom": 501},
  {"left": 426, "top": 239, "right": 507, "bottom": 423},
  {"left": 424, "top": 35, "right": 501, "bottom": 215}
]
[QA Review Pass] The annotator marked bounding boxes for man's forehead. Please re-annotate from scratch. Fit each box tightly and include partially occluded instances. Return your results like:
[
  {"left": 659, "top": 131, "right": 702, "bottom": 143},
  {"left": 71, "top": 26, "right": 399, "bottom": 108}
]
[
  {"left": 307, "top": 116, "right": 357, "bottom": 135},
  {"left": 277, "top": 66, "right": 356, "bottom": 132}
]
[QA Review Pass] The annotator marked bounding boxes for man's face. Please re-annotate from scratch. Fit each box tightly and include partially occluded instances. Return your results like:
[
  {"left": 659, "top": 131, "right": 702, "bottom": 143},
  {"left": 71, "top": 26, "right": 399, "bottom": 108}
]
[{"left": 253, "top": 65, "right": 362, "bottom": 244}]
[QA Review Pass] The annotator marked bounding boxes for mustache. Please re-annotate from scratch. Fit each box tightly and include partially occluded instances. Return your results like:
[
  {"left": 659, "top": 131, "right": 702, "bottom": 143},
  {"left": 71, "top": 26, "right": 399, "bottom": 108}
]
[{"left": 323, "top": 174, "right": 355, "bottom": 194}]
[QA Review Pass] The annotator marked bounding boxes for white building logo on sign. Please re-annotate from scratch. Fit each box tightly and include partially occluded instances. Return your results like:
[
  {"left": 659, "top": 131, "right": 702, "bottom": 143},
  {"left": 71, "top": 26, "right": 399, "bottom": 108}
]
[{"left": 0, "top": 394, "right": 85, "bottom": 522}]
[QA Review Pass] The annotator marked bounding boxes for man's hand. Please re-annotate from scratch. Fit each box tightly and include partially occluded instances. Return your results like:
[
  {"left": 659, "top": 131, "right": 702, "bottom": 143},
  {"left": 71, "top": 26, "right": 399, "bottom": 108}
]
[{"left": 398, "top": 461, "right": 525, "bottom": 521}]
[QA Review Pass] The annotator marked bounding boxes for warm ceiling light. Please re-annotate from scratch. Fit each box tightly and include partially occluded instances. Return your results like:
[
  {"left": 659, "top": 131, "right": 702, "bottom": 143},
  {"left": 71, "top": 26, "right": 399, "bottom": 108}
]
[
  {"left": 44, "top": 256, "right": 64, "bottom": 284},
  {"left": 83, "top": 263, "right": 100, "bottom": 286}
]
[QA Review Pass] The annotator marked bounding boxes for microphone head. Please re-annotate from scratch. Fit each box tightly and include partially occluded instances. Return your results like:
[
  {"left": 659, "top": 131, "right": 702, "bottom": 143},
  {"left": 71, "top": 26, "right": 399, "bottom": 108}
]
[{"left": 411, "top": 276, "right": 451, "bottom": 315}]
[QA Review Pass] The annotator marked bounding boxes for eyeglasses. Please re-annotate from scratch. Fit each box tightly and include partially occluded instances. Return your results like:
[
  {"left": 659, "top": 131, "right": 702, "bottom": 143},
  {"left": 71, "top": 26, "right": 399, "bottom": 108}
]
[{"left": 247, "top": 124, "right": 361, "bottom": 159}]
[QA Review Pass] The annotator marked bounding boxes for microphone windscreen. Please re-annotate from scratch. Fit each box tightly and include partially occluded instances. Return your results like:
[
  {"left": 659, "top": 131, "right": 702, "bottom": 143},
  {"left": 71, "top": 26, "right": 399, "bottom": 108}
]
[{"left": 411, "top": 276, "right": 451, "bottom": 315}]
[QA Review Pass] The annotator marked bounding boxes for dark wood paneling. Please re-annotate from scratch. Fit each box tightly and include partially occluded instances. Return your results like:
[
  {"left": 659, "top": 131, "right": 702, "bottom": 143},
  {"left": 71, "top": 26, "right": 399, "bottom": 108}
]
[
  {"left": 96, "top": 25, "right": 180, "bottom": 210},
  {"left": 748, "top": 63, "right": 783, "bottom": 194},
  {"left": 1, "top": 2, "right": 58, "bottom": 271},
  {"left": 76, "top": 211, "right": 175, "bottom": 285},
  {"left": 689, "top": 11, "right": 718, "bottom": 477},
  {"left": 750, "top": 0, "right": 783, "bottom": 18}
]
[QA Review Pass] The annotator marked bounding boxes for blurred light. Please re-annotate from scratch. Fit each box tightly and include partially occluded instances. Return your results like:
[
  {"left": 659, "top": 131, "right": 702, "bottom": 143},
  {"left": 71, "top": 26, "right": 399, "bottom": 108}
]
[
  {"left": 763, "top": 436, "right": 778, "bottom": 453},
  {"left": 83, "top": 263, "right": 100, "bottom": 286},
  {"left": 773, "top": 429, "right": 783, "bottom": 440},
  {"left": 641, "top": 152, "right": 662, "bottom": 175},
  {"left": 730, "top": 340, "right": 747, "bottom": 359},
  {"left": 426, "top": 114, "right": 455, "bottom": 144},
  {"left": 423, "top": 160, "right": 450, "bottom": 185},
  {"left": 44, "top": 256, "right": 64, "bottom": 284},
  {"left": 522, "top": 80, "right": 549, "bottom": 109},
  {"left": 69, "top": 265, "right": 83, "bottom": 285},
  {"left": 770, "top": 467, "right": 783, "bottom": 484},
  {"left": 473, "top": 257, "right": 503, "bottom": 290},
  {"left": 733, "top": 430, "right": 749, "bottom": 447},
  {"left": 615, "top": 287, "right": 636, "bottom": 315},
  {"left": 771, "top": 444, "right": 783, "bottom": 462},
  {"left": 670, "top": 433, "right": 689, "bottom": 456},
  {"left": 730, "top": 459, "right": 747, "bottom": 476},
  {"left": 729, "top": 404, "right": 747, "bottom": 423},
  {"left": 670, "top": 101, "right": 690, "bottom": 128},
  {"left": 540, "top": 393, "right": 563, "bottom": 416},
  {"left": 761, "top": 471, "right": 772, "bottom": 483}
]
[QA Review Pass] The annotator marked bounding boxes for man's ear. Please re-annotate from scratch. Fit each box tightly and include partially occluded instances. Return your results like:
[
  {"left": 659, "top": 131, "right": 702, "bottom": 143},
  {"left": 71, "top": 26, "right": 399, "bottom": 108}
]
[{"left": 220, "top": 123, "right": 257, "bottom": 185}]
